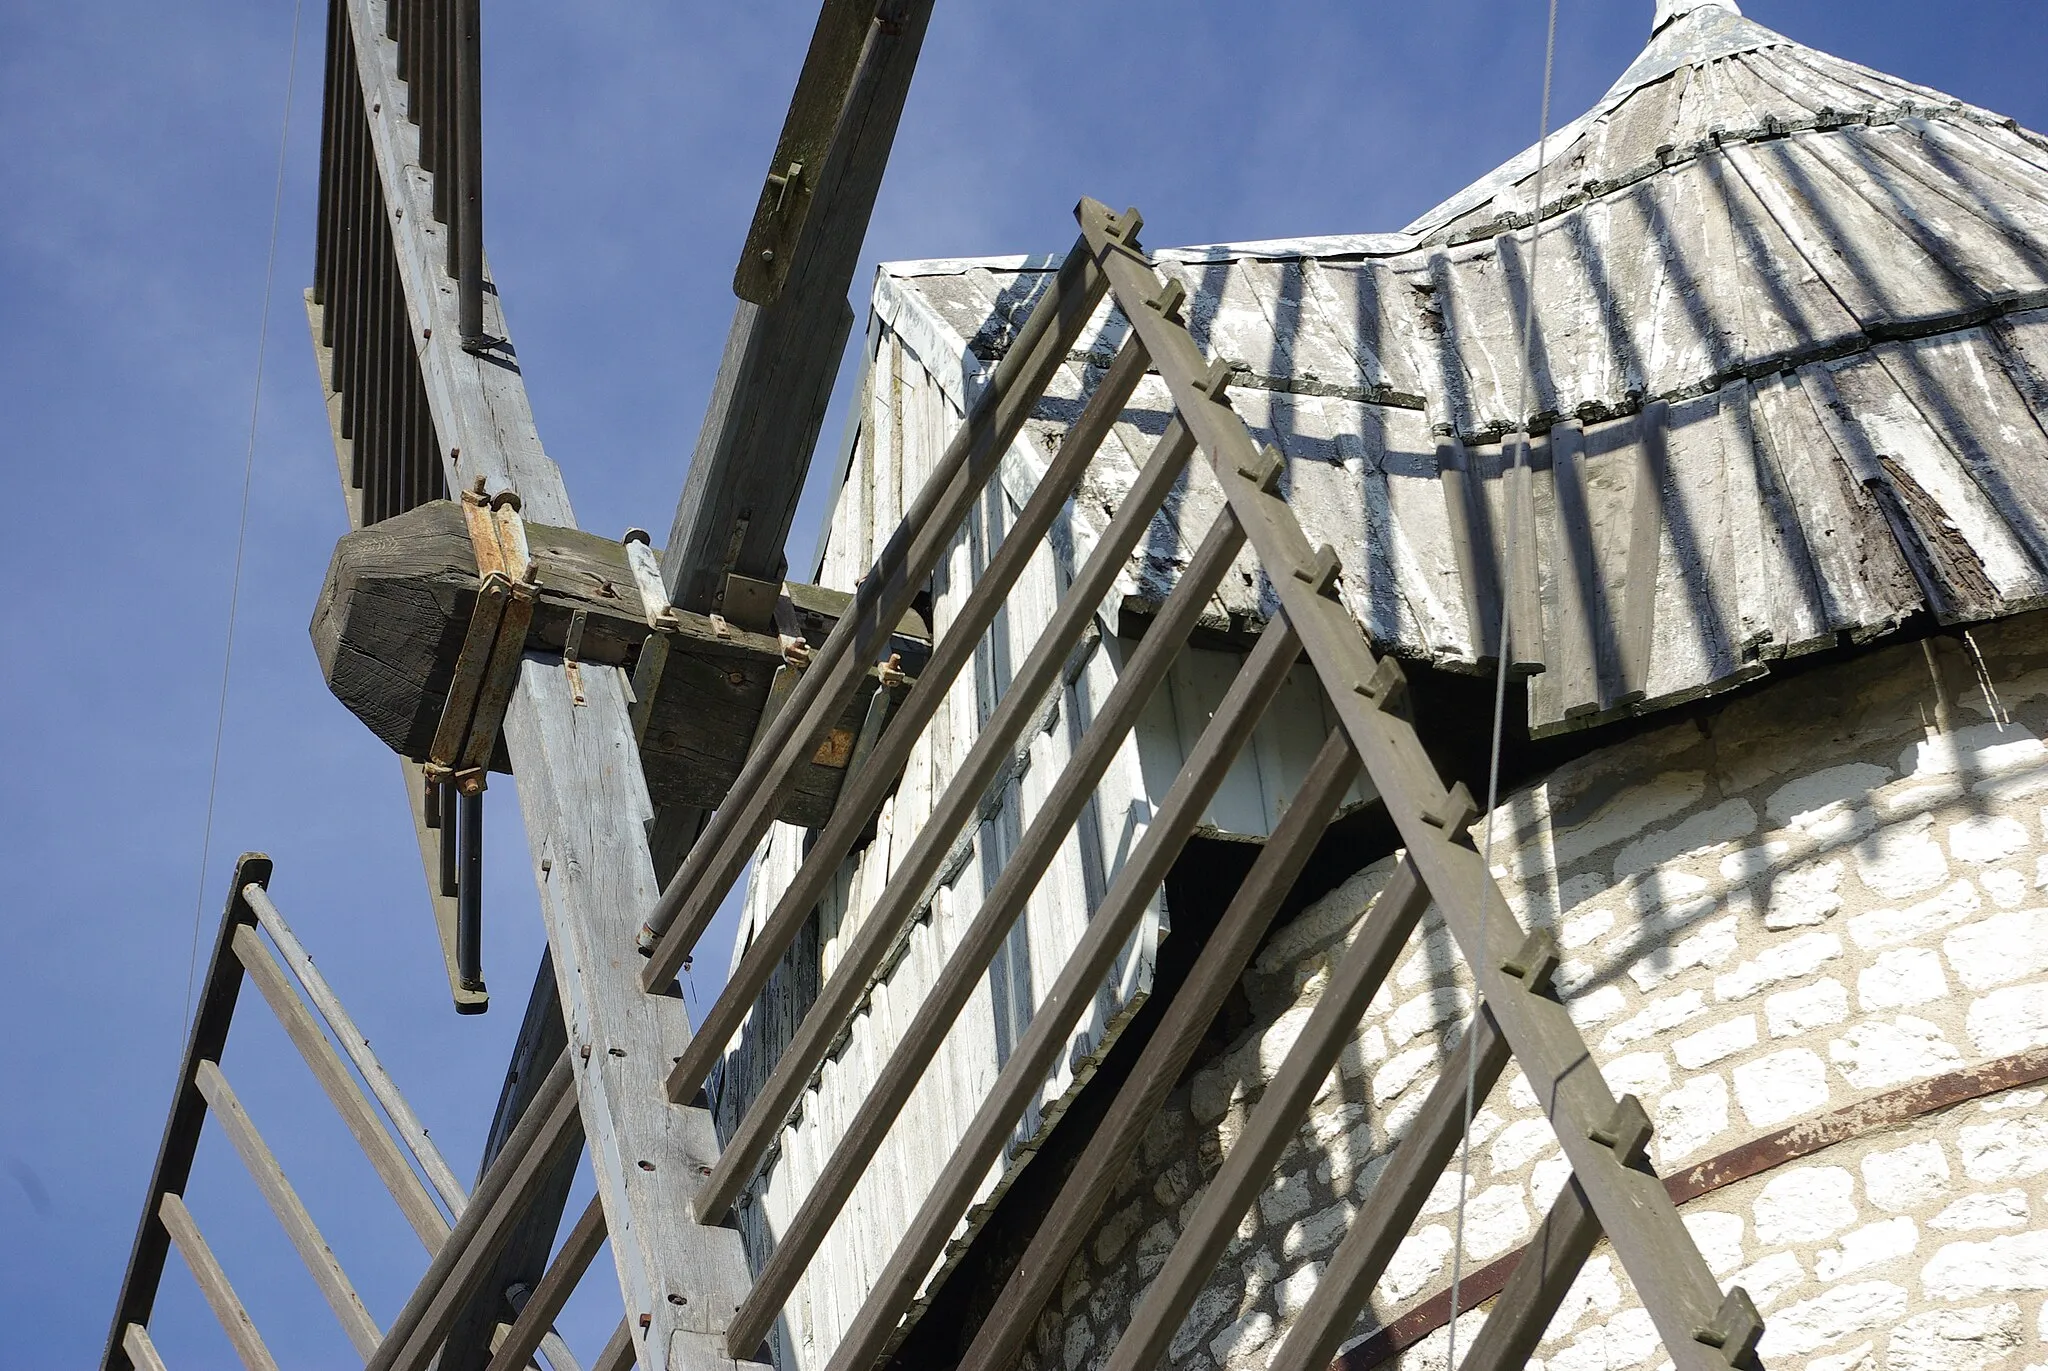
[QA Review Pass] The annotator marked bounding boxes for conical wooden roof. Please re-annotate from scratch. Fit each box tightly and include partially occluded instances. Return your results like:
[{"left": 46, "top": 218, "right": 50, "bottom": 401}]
[{"left": 868, "top": 3, "right": 2048, "bottom": 734}]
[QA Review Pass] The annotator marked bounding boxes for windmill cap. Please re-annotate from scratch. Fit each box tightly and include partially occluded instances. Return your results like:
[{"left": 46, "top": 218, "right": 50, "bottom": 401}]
[{"left": 1653, "top": 0, "right": 1742, "bottom": 34}]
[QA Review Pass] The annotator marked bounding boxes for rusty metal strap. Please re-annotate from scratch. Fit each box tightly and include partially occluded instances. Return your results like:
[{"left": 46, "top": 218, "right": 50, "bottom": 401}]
[
  {"left": 426, "top": 487, "right": 536, "bottom": 793},
  {"left": 1336, "top": 1043, "right": 2048, "bottom": 1371}
]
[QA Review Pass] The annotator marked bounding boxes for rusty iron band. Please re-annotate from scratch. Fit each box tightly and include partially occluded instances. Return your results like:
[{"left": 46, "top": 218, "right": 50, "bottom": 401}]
[{"left": 1335, "top": 1043, "right": 2048, "bottom": 1371}]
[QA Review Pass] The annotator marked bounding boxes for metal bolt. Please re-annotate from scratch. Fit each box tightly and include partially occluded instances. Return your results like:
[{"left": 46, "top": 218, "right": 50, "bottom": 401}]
[
  {"left": 760, "top": 249, "right": 775, "bottom": 265},
  {"left": 579, "top": 1044, "right": 592, "bottom": 1061},
  {"left": 638, "top": 1159, "right": 656, "bottom": 1171}
]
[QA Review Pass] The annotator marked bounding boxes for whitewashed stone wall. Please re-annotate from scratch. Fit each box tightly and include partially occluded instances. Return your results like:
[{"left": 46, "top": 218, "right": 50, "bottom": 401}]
[{"left": 1015, "top": 612, "right": 2048, "bottom": 1371}]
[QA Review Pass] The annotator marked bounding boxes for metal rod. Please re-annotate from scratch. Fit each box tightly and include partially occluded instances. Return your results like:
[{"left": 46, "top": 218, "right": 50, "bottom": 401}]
[
  {"left": 233, "top": 923, "right": 450, "bottom": 1246},
  {"left": 364, "top": 1052, "right": 579, "bottom": 1371},
  {"left": 638, "top": 231, "right": 1113, "bottom": 984},
  {"left": 457, "top": 787, "right": 483, "bottom": 989},
  {"left": 437, "top": 779, "right": 459, "bottom": 897},
  {"left": 698, "top": 454, "right": 1221, "bottom": 1221},
  {"left": 664, "top": 333, "right": 1155, "bottom": 1101},
  {"left": 827, "top": 629, "right": 1335, "bottom": 1371},
  {"left": 194, "top": 1060, "right": 383, "bottom": 1356},
  {"left": 960, "top": 728, "right": 1363, "bottom": 1371},
  {"left": 482, "top": 1193, "right": 606, "bottom": 1371},
  {"left": 1101, "top": 856, "right": 1433, "bottom": 1371},
  {"left": 1260, "top": 1008, "right": 1513, "bottom": 1371},
  {"left": 243, "top": 884, "right": 468, "bottom": 1215},
  {"left": 454, "top": 0, "right": 483, "bottom": 346},
  {"left": 158, "top": 1193, "right": 282, "bottom": 1371}
]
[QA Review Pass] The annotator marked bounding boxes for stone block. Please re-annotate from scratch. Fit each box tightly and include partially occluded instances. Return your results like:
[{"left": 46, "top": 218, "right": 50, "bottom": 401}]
[
  {"left": 1981, "top": 867, "right": 2028, "bottom": 907},
  {"left": 1863, "top": 1139, "right": 1953, "bottom": 1213},
  {"left": 1490, "top": 1116, "right": 1558, "bottom": 1174},
  {"left": 1885, "top": 1302, "right": 2025, "bottom": 1371},
  {"left": 1376, "top": 1223, "right": 1451, "bottom": 1303},
  {"left": 1959, "top": 1113, "right": 2048, "bottom": 1183},
  {"left": 1755, "top": 1164, "right": 1859, "bottom": 1244},
  {"left": 1949, "top": 814, "right": 2033, "bottom": 865},
  {"left": 1612, "top": 798, "right": 1758, "bottom": 877},
  {"left": 1683, "top": 1210, "right": 1746, "bottom": 1277},
  {"left": 1545, "top": 1307, "right": 1659, "bottom": 1371},
  {"left": 1967, "top": 982, "right": 2048, "bottom": 1055},
  {"left": 1929, "top": 1191, "right": 2029, "bottom": 1232},
  {"left": 1715, "top": 932, "right": 1844, "bottom": 1001},
  {"left": 1859, "top": 946, "right": 1950, "bottom": 1010},
  {"left": 1656, "top": 1071, "right": 1731, "bottom": 1163},
  {"left": 1560, "top": 904, "right": 1614, "bottom": 949},
  {"left": 1854, "top": 814, "right": 1951, "bottom": 901},
  {"left": 1674, "top": 1014, "right": 1758, "bottom": 1068},
  {"left": 1765, "top": 858, "right": 1846, "bottom": 929},
  {"left": 1816, "top": 1216, "right": 1919, "bottom": 1280},
  {"left": 1830, "top": 1016, "right": 1962, "bottom": 1089},
  {"left": 1945, "top": 909, "right": 2048, "bottom": 990},
  {"left": 1167, "top": 1285, "right": 1235, "bottom": 1364},
  {"left": 1542, "top": 1254, "right": 1621, "bottom": 1342},
  {"left": 1768, "top": 762, "right": 1895, "bottom": 827},
  {"left": 1208, "top": 1309, "right": 1274, "bottom": 1369},
  {"left": 1461, "top": 1183, "right": 1533, "bottom": 1260},
  {"left": 1600, "top": 988, "right": 1708, "bottom": 1051},
  {"left": 1921, "top": 1230, "right": 2048, "bottom": 1300},
  {"left": 1628, "top": 915, "right": 1739, "bottom": 991},
  {"left": 1901, "top": 723, "right": 2046, "bottom": 781},
  {"left": 1755, "top": 1281, "right": 1907, "bottom": 1359},
  {"left": 1847, "top": 879, "right": 1981, "bottom": 949},
  {"left": 1566, "top": 983, "right": 1627, "bottom": 1029},
  {"left": 1388, "top": 986, "right": 1471, "bottom": 1047},
  {"left": 1767, "top": 977, "right": 1850, "bottom": 1038},
  {"left": 1281, "top": 1202, "right": 1353, "bottom": 1260},
  {"left": 1276, "top": 1262, "right": 1322, "bottom": 1319},
  {"left": 1733, "top": 1046, "right": 1831, "bottom": 1126},
  {"left": 1735, "top": 1249, "right": 1807, "bottom": 1310}
]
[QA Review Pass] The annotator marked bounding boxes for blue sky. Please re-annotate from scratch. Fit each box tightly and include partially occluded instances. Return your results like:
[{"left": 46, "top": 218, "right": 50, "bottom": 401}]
[{"left": 3, "top": 2, "right": 2044, "bottom": 1366}]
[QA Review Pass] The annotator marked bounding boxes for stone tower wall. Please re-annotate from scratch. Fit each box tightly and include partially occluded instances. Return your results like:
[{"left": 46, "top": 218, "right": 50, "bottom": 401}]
[{"left": 1016, "top": 613, "right": 2048, "bottom": 1371}]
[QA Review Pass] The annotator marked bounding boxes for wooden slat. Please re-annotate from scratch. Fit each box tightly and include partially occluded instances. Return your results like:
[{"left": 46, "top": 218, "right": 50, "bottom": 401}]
[
  {"left": 243, "top": 884, "right": 468, "bottom": 1211},
  {"left": 121, "top": 1325, "right": 170, "bottom": 1371},
  {"left": 99, "top": 854, "right": 269, "bottom": 1371},
  {"left": 1262, "top": 1009, "right": 1514, "bottom": 1371},
  {"left": 959, "top": 729, "right": 1362, "bottom": 1371},
  {"left": 664, "top": 1, "right": 935, "bottom": 614},
  {"left": 1619, "top": 401, "right": 1670, "bottom": 700},
  {"left": 333, "top": 7, "right": 760, "bottom": 1364},
  {"left": 365, "top": 1054, "right": 580, "bottom": 1371},
  {"left": 800, "top": 589, "right": 1306, "bottom": 1371},
  {"left": 663, "top": 334, "right": 1153, "bottom": 1103},
  {"left": 699, "top": 432, "right": 1214, "bottom": 1227},
  {"left": 641, "top": 233, "right": 1114, "bottom": 987},
  {"left": 484, "top": 1194, "right": 607, "bottom": 1371},
  {"left": 159, "top": 1194, "right": 281, "bottom": 1371},
  {"left": 1089, "top": 197, "right": 1751, "bottom": 1370},
  {"left": 233, "top": 923, "right": 449, "bottom": 1246},
  {"left": 1100, "top": 857, "right": 1431, "bottom": 1371},
  {"left": 1457, "top": 1178, "right": 1606, "bottom": 1371},
  {"left": 194, "top": 1060, "right": 382, "bottom": 1356}
]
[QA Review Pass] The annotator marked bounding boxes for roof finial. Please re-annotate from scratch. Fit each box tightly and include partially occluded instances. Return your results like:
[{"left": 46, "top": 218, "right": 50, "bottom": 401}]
[{"left": 1652, "top": 0, "right": 1740, "bottom": 34}]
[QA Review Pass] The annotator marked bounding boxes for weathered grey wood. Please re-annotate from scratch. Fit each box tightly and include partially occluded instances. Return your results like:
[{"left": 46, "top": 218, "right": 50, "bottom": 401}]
[
  {"left": 244, "top": 884, "right": 469, "bottom": 1212},
  {"left": 483, "top": 1194, "right": 606, "bottom": 1371},
  {"left": 233, "top": 922, "right": 450, "bottom": 1247},
  {"left": 101, "top": 855, "right": 269, "bottom": 1371},
  {"left": 121, "top": 1324, "right": 170, "bottom": 1371},
  {"left": 367, "top": 1055, "right": 581, "bottom": 1371},
  {"left": 1453, "top": 1176, "right": 1603, "bottom": 1371},
  {"left": 958, "top": 729, "right": 1361, "bottom": 1371},
  {"left": 664, "top": 0, "right": 934, "bottom": 613},
  {"left": 336, "top": 4, "right": 770, "bottom": 1361},
  {"left": 439, "top": 954, "right": 583, "bottom": 1371},
  {"left": 662, "top": 332, "right": 1152, "bottom": 1105},
  {"left": 158, "top": 1194, "right": 281, "bottom": 1371},
  {"left": 1261, "top": 1009, "right": 1513, "bottom": 1371},
  {"left": 697, "top": 422, "right": 1209, "bottom": 1225},
  {"left": 312, "top": 498, "right": 923, "bottom": 826},
  {"left": 1620, "top": 402, "right": 1669, "bottom": 699},
  {"left": 1092, "top": 199, "right": 1752, "bottom": 1370},
  {"left": 194, "top": 1060, "right": 383, "bottom": 1356},
  {"left": 591, "top": 1323, "right": 636, "bottom": 1371}
]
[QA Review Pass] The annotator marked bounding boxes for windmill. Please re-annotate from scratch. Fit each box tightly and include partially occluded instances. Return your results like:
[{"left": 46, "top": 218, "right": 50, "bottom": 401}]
[{"left": 109, "top": 2, "right": 2048, "bottom": 1369}]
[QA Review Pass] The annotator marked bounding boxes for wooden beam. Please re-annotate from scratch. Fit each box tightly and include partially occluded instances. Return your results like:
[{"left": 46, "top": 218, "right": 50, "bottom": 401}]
[
  {"left": 483, "top": 1194, "right": 608, "bottom": 1371},
  {"left": 159, "top": 1194, "right": 281, "bottom": 1371},
  {"left": 121, "top": 1325, "right": 170, "bottom": 1371},
  {"left": 99, "top": 854, "right": 270, "bottom": 1371},
  {"left": 661, "top": 0, "right": 935, "bottom": 615},
  {"left": 335, "top": 5, "right": 765, "bottom": 1365},
  {"left": 194, "top": 1060, "right": 383, "bottom": 1356}
]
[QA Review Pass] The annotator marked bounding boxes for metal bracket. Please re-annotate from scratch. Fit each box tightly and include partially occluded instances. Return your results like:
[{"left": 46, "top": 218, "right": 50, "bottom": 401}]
[{"left": 425, "top": 485, "right": 537, "bottom": 796}]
